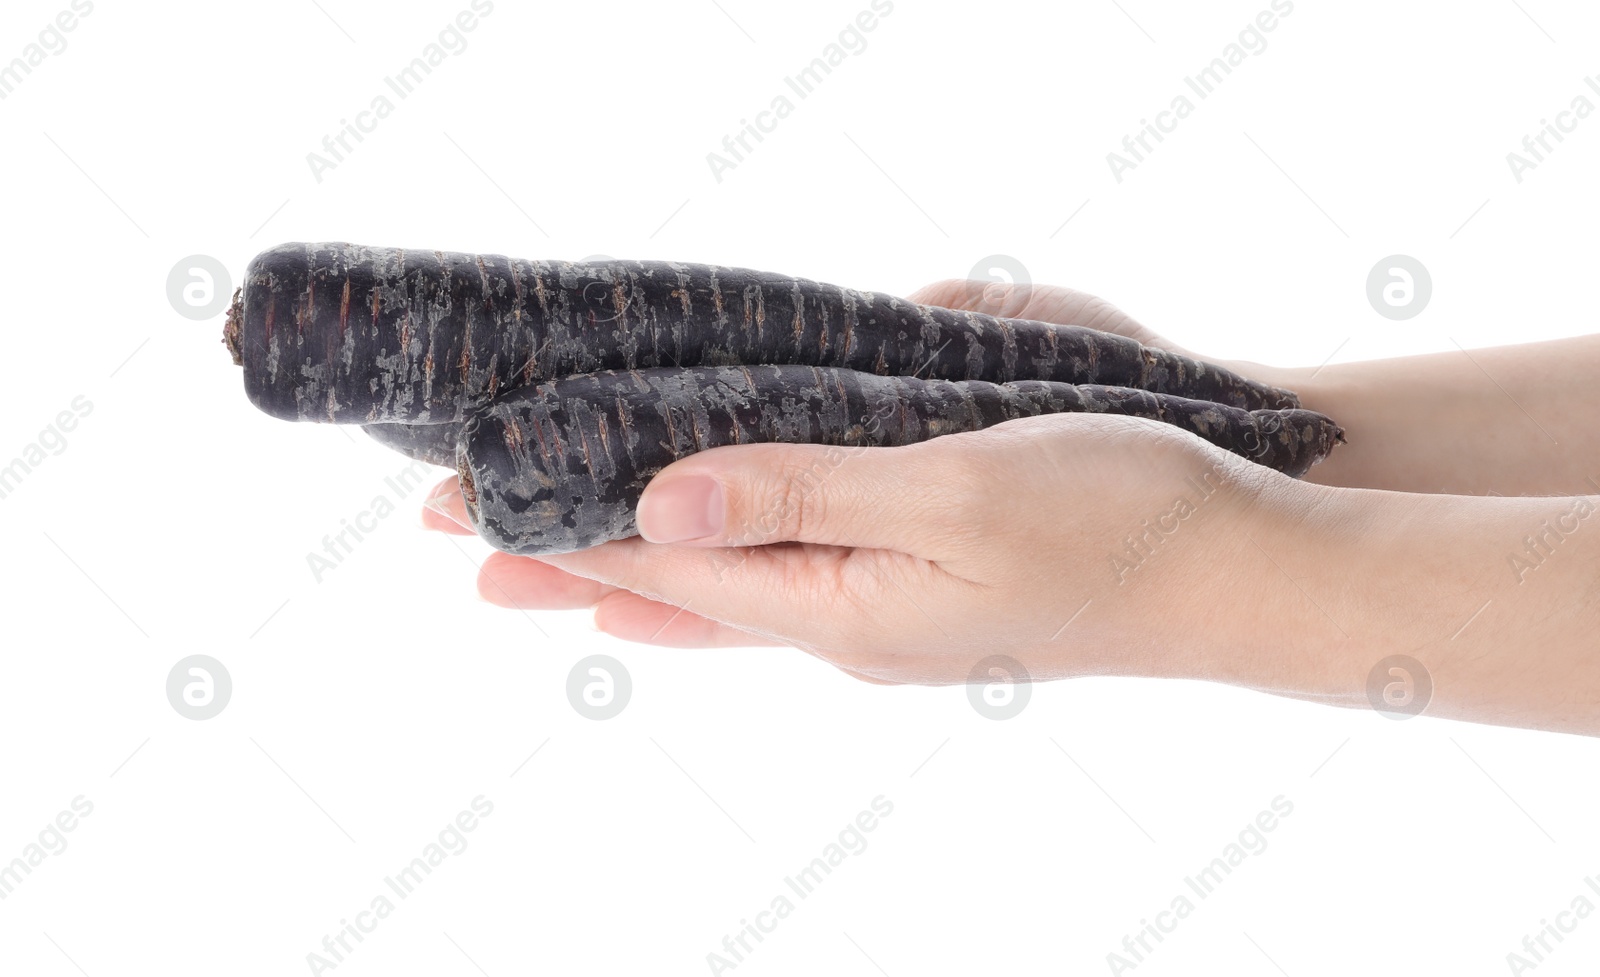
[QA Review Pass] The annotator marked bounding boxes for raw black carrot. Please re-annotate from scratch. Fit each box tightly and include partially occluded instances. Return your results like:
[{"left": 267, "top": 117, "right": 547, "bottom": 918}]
[
  {"left": 458, "top": 365, "right": 1343, "bottom": 555},
  {"left": 225, "top": 243, "right": 1302, "bottom": 425},
  {"left": 363, "top": 422, "right": 463, "bottom": 468}
]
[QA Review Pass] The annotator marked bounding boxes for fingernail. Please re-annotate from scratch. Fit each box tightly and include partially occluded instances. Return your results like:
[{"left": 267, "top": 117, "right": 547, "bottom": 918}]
[
  {"left": 980, "top": 281, "right": 1013, "bottom": 307},
  {"left": 423, "top": 489, "right": 473, "bottom": 531},
  {"left": 637, "top": 476, "right": 723, "bottom": 543}
]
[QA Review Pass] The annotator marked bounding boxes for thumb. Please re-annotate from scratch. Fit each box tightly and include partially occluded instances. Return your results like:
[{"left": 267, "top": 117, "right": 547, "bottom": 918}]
[{"left": 633, "top": 440, "right": 963, "bottom": 553}]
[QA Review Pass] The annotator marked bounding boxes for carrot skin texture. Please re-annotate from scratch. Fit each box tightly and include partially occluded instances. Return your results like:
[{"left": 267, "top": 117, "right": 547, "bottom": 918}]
[
  {"left": 460, "top": 366, "right": 1343, "bottom": 556},
  {"left": 363, "top": 422, "right": 463, "bottom": 468},
  {"left": 233, "top": 243, "right": 1302, "bottom": 424}
]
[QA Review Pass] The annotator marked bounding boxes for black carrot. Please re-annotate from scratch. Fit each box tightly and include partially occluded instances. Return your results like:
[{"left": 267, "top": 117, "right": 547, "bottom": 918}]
[
  {"left": 458, "top": 365, "right": 1343, "bottom": 556},
  {"left": 225, "top": 243, "right": 1302, "bottom": 425}
]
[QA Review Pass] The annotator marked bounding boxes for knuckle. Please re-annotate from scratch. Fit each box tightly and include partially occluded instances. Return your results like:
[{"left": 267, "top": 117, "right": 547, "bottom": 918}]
[
  {"left": 726, "top": 448, "right": 840, "bottom": 545},
  {"left": 770, "top": 547, "right": 878, "bottom": 631},
  {"left": 902, "top": 439, "right": 1003, "bottom": 532}
]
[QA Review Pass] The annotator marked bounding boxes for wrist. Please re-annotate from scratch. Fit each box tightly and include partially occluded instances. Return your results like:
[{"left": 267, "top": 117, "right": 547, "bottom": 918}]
[
  {"left": 1103, "top": 454, "right": 1345, "bottom": 688},
  {"left": 1168, "top": 470, "right": 1364, "bottom": 693},
  {"left": 1207, "top": 482, "right": 1600, "bottom": 732},
  {"left": 1220, "top": 482, "right": 1485, "bottom": 698}
]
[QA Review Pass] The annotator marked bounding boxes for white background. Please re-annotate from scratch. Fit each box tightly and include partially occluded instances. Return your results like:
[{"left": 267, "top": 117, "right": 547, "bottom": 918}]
[{"left": 1, "top": 0, "right": 1597, "bottom": 974}]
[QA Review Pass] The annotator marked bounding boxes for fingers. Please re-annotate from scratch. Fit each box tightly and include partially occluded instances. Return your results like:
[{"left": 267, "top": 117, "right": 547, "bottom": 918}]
[
  {"left": 904, "top": 279, "right": 1187, "bottom": 355},
  {"left": 589, "top": 592, "right": 897, "bottom": 685},
  {"left": 905, "top": 278, "right": 1036, "bottom": 319},
  {"left": 435, "top": 456, "right": 934, "bottom": 667},
  {"left": 590, "top": 590, "right": 782, "bottom": 648},
  {"left": 478, "top": 550, "right": 624, "bottom": 609},
  {"left": 539, "top": 530, "right": 986, "bottom": 669},
  {"left": 431, "top": 426, "right": 1006, "bottom": 661},
  {"left": 477, "top": 544, "right": 784, "bottom": 647},
  {"left": 632, "top": 440, "right": 973, "bottom": 556},
  {"left": 421, "top": 476, "right": 474, "bottom": 535},
  {"left": 476, "top": 542, "right": 785, "bottom": 648},
  {"left": 429, "top": 473, "right": 629, "bottom": 609},
  {"left": 534, "top": 424, "right": 1055, "bottom": 640},
  {"left": 835, "top": 668, "right": 902, "bottom": 686},
  {"left": 589, "top": 589, "right": 899, "bottom": 684},
  {"left": 478, "top": 543, "right": 907, "bottom": 674},
  {"left": 441, "top": 473, "right": 854, "bottom": 635}
]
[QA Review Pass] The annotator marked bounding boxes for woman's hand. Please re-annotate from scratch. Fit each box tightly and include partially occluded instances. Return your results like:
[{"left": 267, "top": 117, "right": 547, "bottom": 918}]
[
  {"left": 421, "top": 277, "right": 1600, "bottom": 732},
  {"left": 421, "top": 277, "right": 1306, "bottom": 680},
  {"left": 548, "top": 414, "right": 1295, "bottom": 687},
  {"left": 424, "top": 279, "right": 1237, "bottom": 656},
  {"left": 419, "top": 279, "right": 1249, "bottom": 669},
  {"left": 430, "top": 408, "right": 1316, "bottom": 686}
]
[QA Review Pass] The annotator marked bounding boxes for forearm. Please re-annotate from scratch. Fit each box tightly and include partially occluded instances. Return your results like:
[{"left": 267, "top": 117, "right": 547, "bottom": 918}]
[
  {"left": 1221, "top": 483, "right": 1600, "bottom": 735},
  {"left": 1236, "top": 334, "right": 1600, "bottom": 496}
]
